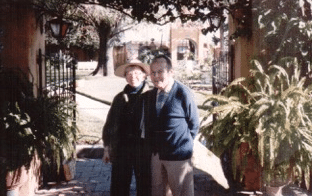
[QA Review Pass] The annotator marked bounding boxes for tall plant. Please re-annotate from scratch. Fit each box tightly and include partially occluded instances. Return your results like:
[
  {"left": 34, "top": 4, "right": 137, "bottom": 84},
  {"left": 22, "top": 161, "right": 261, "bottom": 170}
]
[
  {"left": 0, "top": 68, "right": 77, "bottom": 182},
  {"left": 27, "top": 95, "right": 77, "bottom": 177},
  {"left": 200, "top": 57, "right": 312, "bottom": 187}
]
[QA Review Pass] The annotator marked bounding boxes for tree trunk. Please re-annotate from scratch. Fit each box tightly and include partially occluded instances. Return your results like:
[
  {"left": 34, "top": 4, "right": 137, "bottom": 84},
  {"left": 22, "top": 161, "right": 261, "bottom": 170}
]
[
  {"left": 91, "top": 25, "right": 111, "bottom": 76},
  {"left": 107, "top": 46, "right": 114, "bottom": 76}
]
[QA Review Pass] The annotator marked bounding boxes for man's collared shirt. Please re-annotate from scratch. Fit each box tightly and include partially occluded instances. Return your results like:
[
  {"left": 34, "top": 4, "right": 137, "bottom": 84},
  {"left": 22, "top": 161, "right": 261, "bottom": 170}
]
[
  {"left": 156, "top": 78, "right": 174, "bottom": 116},
  {"left": 142, "top": 78, "right": 175, "bottom": 138}
]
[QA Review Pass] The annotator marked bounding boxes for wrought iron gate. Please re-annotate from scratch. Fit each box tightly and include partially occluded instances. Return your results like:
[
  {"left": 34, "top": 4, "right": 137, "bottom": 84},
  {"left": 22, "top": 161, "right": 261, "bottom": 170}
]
[
  {"left": 44, "top": 51, "right": 77, "bottom": 120},
  {"left": 212, "top": 50, "right": 233, "bottom": 94}
]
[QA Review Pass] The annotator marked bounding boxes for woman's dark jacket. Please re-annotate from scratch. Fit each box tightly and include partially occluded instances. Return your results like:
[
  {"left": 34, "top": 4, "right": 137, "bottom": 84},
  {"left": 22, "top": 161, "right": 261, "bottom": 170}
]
[{"left": 102, "top": 81, "right": 150, "bottom": 160}]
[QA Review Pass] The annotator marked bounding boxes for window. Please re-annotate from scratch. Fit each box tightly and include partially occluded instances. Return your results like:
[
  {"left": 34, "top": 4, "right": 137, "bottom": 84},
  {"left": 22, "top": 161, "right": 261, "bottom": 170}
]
[{"left": 177, "top": 39, "right": 195, "bottom": 60}]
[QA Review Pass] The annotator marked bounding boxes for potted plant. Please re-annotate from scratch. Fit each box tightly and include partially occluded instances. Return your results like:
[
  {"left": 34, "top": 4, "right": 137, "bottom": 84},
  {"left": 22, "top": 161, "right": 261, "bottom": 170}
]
[
  {"left": 27, "top": 94, "right": 77, "bottom": 184},
  {"left": 1, "top": 102, "right": 38, "bottom": 195},
  {"left": 0, "top": 68, "right": 39, "bottom": 195},
  {"left": 27, "top": 90, "right": 77, "bottom": 184},
  {"left": 0, "top": 68, "right": 77, "bottom": 194},
  {"left": 200, "top": 58, "right": 312, "bottom": 194}
]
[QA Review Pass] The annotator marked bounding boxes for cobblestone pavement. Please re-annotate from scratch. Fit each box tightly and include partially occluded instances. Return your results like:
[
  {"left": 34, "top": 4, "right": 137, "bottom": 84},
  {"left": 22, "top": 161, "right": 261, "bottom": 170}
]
[
  {"left": 35, "top": 157, "right": 229, "bottom": 196},
  {"left": 34, "top": 148, "right": 312, "bottom": 196},
  {"left": 35, "top": 158, "right": 137, "bottom": 196}
]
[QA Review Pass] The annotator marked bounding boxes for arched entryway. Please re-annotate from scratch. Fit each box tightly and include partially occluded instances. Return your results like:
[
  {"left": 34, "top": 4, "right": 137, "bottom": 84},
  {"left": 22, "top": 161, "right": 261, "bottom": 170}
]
[{"left": 176, "top": 38, "right": 198, "bottom": 71}]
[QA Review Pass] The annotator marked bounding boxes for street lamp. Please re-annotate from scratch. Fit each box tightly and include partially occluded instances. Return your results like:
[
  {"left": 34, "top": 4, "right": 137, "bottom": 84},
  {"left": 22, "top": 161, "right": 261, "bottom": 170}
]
[{"left": 47, "top": 18, "right": 71, "bottom": 41}]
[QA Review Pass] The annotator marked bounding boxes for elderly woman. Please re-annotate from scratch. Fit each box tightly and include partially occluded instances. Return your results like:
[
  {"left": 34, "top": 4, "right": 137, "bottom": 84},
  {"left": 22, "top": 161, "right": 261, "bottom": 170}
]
[{"left": 102, "top": 59, "right": 151, "bottom": 196}]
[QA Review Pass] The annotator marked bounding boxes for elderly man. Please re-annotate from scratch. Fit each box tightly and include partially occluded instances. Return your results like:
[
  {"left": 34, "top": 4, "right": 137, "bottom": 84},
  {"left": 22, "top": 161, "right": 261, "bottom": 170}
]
[{"left": 144, "top": 55, "right": 200, "bottom": 196}]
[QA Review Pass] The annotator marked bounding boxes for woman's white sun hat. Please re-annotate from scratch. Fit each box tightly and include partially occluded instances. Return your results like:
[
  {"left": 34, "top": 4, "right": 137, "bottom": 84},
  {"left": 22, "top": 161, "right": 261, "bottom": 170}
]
[{"left": 115, "top": 59, "right": 150, "bottom": 78}]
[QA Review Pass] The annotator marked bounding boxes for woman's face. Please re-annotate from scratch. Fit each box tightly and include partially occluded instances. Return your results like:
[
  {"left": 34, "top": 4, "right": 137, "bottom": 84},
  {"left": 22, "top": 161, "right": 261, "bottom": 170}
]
[{"left": 125, "top": 66, "right": 146, "bottom": 87}]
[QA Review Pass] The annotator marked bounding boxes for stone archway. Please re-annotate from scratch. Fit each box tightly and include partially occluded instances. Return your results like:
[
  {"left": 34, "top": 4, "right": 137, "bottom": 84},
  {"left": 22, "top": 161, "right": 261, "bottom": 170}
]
[
  {"left": 176, "top": 38, "right": 197, "bottom": 71},
  {"left": 170, "top": 27, "right": 201, "bottom": 77},
  {"left": 172, "top": 37, "right": 199, "bottom": 81}
]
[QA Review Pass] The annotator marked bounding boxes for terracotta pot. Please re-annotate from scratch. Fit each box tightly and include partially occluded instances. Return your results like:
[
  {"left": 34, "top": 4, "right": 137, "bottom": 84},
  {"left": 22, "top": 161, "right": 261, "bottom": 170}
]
[
  {"left": 235, "top": 142, "right": 261, "bottom": 191},
  {"left": 6, "top": 166, "right": 28, "bottom": 191},
  {"left": 63, "top": 159, "right": 76, "bottom": 181},
  {"left": 6, "top": 153, "right": 41, "bottom": 196}
]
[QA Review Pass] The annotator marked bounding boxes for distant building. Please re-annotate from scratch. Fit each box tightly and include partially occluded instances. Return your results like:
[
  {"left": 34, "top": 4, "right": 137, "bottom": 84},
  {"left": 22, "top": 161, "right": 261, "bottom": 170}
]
[{"left": 114, "top": 22, "right": 215, "bottom": 74}]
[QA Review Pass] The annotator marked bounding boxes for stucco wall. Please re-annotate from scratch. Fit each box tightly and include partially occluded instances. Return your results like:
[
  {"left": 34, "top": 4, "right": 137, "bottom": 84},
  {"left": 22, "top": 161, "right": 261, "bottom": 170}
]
[
  {"left": 0, "top": 1, "right": 45, "bottom": 97},
  {"left": 228, "top": 6, "right": 262, "bottom": 80},
  {"left": 0, "top": 1, "right": 45, "bottom": 194}
]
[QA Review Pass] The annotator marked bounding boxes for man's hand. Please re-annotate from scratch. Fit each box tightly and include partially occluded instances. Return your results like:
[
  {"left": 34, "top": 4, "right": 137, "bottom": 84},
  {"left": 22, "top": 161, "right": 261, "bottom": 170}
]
[{"left": 102, "top": 147, "right": 110, "bottom": 164}]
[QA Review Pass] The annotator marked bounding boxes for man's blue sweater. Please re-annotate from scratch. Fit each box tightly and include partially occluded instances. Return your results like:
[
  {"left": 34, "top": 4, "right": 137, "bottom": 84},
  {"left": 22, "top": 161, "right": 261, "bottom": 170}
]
[{"left": 145, "top": 81, "right": 199, "bottom": 161}]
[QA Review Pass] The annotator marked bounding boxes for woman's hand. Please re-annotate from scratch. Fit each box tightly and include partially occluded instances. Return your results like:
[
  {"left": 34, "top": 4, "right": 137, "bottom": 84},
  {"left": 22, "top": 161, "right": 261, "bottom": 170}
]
[{"left": 102, "top": 146, "right": 110, "bottom": 164}]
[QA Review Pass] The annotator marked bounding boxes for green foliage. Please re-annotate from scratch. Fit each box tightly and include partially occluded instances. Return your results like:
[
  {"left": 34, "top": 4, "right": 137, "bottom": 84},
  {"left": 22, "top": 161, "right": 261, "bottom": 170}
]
[
  {"left": 0, "top": 69, "right": 77, "bottom": 177},
  {"left": 138, "top": 48, "right": 171, "bottom": 64},
  {"left": 27, "top": 96, "right": 77, "bottom": 174},
  {"left": 200, "top": 58, "right": 312, "bottom": 185},
  {"left": 34, "top": 0, "right": 240, "bottom": 35},
  {"left": 253, "top": 0, "right": 312, "bottom": 81},
  {"left": 1, "top": 102, "right": 35, "bottom": 171},
  {"left": 68, "top": 25, "right": 99, "bottom": 50}
]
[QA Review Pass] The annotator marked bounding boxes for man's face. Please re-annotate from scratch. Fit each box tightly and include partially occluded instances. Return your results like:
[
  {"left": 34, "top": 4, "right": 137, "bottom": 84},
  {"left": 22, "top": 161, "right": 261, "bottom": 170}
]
[
  {"left": 125, "top": 66, "right": 146, "bottom": 87},
  {"left": 150, "top": 58, "right": 173, "bottom": 90}
]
